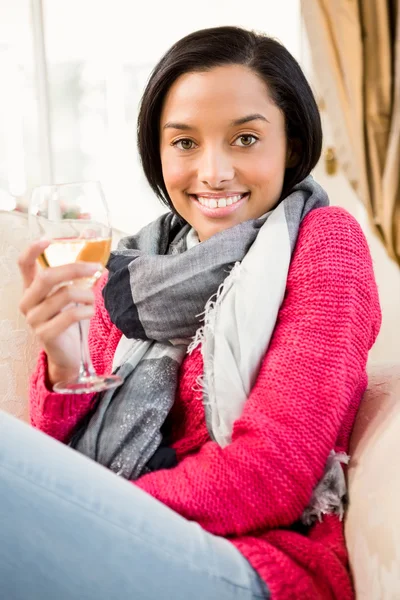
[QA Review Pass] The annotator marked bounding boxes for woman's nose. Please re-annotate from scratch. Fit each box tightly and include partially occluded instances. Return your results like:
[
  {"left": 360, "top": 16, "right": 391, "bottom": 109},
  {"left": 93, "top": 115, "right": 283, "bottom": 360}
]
[{"left": 198, "top": 147, "right": 235, "bottom": 188}]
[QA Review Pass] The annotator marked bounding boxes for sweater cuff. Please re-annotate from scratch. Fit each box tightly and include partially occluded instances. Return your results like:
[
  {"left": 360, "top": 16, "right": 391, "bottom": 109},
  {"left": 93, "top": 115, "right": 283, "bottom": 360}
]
[{"left": 30, "top": 351, "right": 96, "bottom": 425}]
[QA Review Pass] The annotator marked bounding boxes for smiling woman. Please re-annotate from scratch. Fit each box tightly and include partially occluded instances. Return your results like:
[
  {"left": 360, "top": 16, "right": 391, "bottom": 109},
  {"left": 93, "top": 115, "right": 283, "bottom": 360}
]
[
  {"left": 8, "top": 25, "right": 381, "bottom": 600},
  {"left": 139, "top": 28, "right": 321, "bottom": 241},
  {"left": 158, "top": 66, "right": 292, "bottom": 241}
]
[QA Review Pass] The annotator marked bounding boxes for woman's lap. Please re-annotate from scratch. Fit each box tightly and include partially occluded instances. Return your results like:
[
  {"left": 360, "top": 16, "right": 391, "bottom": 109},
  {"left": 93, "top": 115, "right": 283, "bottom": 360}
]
[{"left": 0, "top": 411, "right": 269, "bottom": 600}]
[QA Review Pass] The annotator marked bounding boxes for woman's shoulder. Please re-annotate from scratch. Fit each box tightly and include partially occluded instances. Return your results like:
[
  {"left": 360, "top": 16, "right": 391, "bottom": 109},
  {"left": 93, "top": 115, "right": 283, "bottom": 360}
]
[
  {"left": 300, "top": 205, "right": 364, "bottom": 236},
  {"left": 287, "top": 205, "right": 381, "bottom": 342},
  {"left": 296, "top": 205, "right": 371, "bottom": 261},
  {"left": 289, "top": 205, "right": 377, "bottom": 295}
]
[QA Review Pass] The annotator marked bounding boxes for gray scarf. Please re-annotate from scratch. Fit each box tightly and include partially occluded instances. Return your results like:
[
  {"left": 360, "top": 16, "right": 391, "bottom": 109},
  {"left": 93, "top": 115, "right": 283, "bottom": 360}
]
[
  {"left": 71, "top": 176, "right": 348, "bottom": 526},
  {"left": 69, "top": 205, "right": 267, "bottom": 477}
]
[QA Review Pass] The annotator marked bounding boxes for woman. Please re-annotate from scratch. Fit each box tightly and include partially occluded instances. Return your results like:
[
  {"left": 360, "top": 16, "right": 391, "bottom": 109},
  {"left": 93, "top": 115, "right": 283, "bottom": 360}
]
[{"left": 6, "top": 26, "right": 380, "bottom": 599}]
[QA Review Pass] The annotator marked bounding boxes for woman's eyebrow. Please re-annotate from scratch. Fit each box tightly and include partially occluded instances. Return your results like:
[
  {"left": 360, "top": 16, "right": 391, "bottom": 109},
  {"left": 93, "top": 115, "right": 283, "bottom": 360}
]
[
  {"left": 162, "top": 113, "right": 269, "bottom": 131},
  {"left": 230, "top": 113, "right": 270, "bottom": 126},
  {"left": 163, "top": 121, "right": 193, "bottom": 131}
]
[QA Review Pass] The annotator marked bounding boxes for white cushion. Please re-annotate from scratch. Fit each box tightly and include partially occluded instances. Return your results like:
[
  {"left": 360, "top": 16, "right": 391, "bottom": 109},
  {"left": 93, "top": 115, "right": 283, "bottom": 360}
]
[
  {"left": 0, "top": 211, "right": 39, "bottom": 421},
  {"left": 346, "top": 363, "right": 400, "bottom": 599}
]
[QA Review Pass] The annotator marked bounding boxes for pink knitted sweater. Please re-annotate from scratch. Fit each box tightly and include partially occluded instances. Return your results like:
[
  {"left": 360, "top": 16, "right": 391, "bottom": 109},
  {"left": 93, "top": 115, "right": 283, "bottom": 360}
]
[{"left": 30, "top": 207, "right": 381, "bottom": 599}]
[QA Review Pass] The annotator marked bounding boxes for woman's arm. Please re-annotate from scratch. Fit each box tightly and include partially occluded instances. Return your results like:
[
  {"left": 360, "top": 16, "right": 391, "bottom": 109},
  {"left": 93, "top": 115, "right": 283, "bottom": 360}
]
[
  {"left": 29, "top": 273, "right": 117, "bottom": 442},
  {"left": 136, "top": 207, "right": 381, "bottom": 536}
]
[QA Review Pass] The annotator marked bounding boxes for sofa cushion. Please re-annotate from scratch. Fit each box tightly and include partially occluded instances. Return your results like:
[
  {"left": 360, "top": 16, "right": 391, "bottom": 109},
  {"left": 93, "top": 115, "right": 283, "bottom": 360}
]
[
  {"left": 346, "top": 363, "right": 400, "bottom": 599},
  {"left": 0, "top": 211, "right": 39, "bottom": 421}
]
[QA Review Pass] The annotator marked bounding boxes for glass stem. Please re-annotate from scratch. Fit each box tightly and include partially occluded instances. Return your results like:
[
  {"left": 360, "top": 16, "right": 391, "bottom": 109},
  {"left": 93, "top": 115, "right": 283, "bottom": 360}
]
[{"left": 77, "top": 310, "right": 96, "bottom": 380}]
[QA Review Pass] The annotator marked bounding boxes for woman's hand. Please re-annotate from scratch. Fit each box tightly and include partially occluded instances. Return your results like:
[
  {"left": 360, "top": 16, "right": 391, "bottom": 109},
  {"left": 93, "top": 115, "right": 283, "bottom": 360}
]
[{"left": 18, "top": 240, "right": 101, "bottom": 387}]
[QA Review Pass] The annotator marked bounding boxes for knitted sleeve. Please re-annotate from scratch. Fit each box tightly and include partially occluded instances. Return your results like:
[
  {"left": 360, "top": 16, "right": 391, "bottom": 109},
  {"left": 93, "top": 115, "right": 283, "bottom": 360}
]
[
  {"left": 136, "top": 207, "right": 382, "bottom": 537},
  {"left": 29, "top": 272, "right": 115, "bottom": 442}
]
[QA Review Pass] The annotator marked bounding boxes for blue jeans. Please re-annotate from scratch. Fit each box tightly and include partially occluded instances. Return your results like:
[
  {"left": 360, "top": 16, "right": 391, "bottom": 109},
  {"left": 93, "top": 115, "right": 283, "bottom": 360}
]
[{"left": 0, "top": 411, "right": 269, "bottom": 600}]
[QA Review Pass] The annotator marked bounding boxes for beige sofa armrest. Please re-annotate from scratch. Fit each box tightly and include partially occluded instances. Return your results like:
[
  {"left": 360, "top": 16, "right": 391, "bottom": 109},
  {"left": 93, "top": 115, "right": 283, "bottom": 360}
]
[
  {"left": 0, "top": 211, "right": 39, "bottom": 421},
  {"left": 346, "top": 364, "right": 400, "bottom": 599}
]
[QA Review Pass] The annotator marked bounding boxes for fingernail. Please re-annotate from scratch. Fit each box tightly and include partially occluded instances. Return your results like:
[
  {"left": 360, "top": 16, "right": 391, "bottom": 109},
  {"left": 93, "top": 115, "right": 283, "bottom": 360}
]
[{"left": 85, "top": 263, "right": 102, "bottom": 272}]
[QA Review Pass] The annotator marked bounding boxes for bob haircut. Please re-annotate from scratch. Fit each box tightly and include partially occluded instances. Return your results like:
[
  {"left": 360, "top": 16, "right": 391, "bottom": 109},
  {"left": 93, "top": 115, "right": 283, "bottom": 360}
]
[{"left": 137, "top": 26, "right": 322, "bottom": 210}]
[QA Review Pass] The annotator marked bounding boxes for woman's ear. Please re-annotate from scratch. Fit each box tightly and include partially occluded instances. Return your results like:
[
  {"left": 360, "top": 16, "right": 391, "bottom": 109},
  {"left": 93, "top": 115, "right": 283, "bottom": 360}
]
[{"left": 286, "top": 139, "right": 302, "bottom": 168}]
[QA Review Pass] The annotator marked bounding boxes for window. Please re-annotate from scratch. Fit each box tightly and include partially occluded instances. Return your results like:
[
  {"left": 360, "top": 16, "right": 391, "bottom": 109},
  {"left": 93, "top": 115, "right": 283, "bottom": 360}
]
[{"left": 0, "top": 0, "right": 39, "bottom": 209}]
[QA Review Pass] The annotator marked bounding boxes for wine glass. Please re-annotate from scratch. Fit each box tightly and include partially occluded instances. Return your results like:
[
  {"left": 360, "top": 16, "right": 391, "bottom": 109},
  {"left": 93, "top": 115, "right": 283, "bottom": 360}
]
[{"left": 29, "top": 181, "right": 123, "bottom": 394}]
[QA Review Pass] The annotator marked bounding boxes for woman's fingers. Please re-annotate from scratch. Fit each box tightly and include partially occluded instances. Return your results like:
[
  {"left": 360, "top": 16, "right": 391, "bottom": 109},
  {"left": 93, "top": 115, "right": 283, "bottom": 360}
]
[
  {"left": 35, "top": 304, "right": 95, "bottom": 345},
  {"left": 18, "top": 240, "right": 50, "bottom": 289},
  {"left": 19, "top": 261, "right": 101, "bottom": 316},
  {"left": 25, "top": 285, "right": 95, "bottom": 329},
  {"left": 17, "top": 244, "right": 100, "bottom": 379}
]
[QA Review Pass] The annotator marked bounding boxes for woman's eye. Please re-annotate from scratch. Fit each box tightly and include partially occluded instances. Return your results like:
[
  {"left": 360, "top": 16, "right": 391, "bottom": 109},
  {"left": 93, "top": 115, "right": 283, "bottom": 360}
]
[
  {"left": 234, "top": 135, "right": 258, "bottom": 147},
  {"left": 174, "top": 139, "right": 195, "bottom": 150}
]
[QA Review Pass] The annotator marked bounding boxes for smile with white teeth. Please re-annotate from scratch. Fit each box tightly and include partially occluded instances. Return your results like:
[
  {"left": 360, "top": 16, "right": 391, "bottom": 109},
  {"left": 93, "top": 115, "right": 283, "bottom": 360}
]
[{"left": 195, "top": 194, "right": 245, "bottom": 208}]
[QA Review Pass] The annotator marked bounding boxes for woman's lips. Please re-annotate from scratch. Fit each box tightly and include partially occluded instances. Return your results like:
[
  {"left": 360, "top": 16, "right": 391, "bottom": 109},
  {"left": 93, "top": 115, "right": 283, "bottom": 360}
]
[{"left": 190, "top": 193, "right": 249, "bottom": 218}]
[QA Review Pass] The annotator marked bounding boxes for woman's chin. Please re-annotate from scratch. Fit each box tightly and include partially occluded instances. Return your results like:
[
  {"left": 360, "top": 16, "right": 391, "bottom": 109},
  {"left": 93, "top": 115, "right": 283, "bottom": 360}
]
[{"left": 195, "top": 219, "right": 240, "bottom": 242}]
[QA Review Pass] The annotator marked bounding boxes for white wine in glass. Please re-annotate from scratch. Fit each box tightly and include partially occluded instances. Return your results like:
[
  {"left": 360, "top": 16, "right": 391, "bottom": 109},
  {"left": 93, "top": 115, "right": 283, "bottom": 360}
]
[
  {"left": 37, "top": 237, "right": 112, "bottom": 285},
  {"left": 29, "top": 181, "right": 123, "bottom": 394}
]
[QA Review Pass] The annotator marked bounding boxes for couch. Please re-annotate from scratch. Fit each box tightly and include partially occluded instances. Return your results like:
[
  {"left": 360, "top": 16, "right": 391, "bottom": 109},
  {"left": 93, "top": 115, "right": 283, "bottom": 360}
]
[{"left": 1, "top": 209, "right": 399, "bottom": 598}]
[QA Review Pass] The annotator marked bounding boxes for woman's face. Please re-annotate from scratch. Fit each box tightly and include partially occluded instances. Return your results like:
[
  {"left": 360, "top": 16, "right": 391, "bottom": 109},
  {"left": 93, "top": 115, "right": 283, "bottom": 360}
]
[{"left": 159, "top": 64, "right": 293, "bottom": 242}]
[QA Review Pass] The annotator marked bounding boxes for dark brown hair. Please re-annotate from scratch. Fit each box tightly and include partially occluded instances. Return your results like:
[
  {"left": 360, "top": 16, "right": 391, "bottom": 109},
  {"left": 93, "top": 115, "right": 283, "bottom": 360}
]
[{"left": 137, "top": 26, "right": 322, "bottom": 210}]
